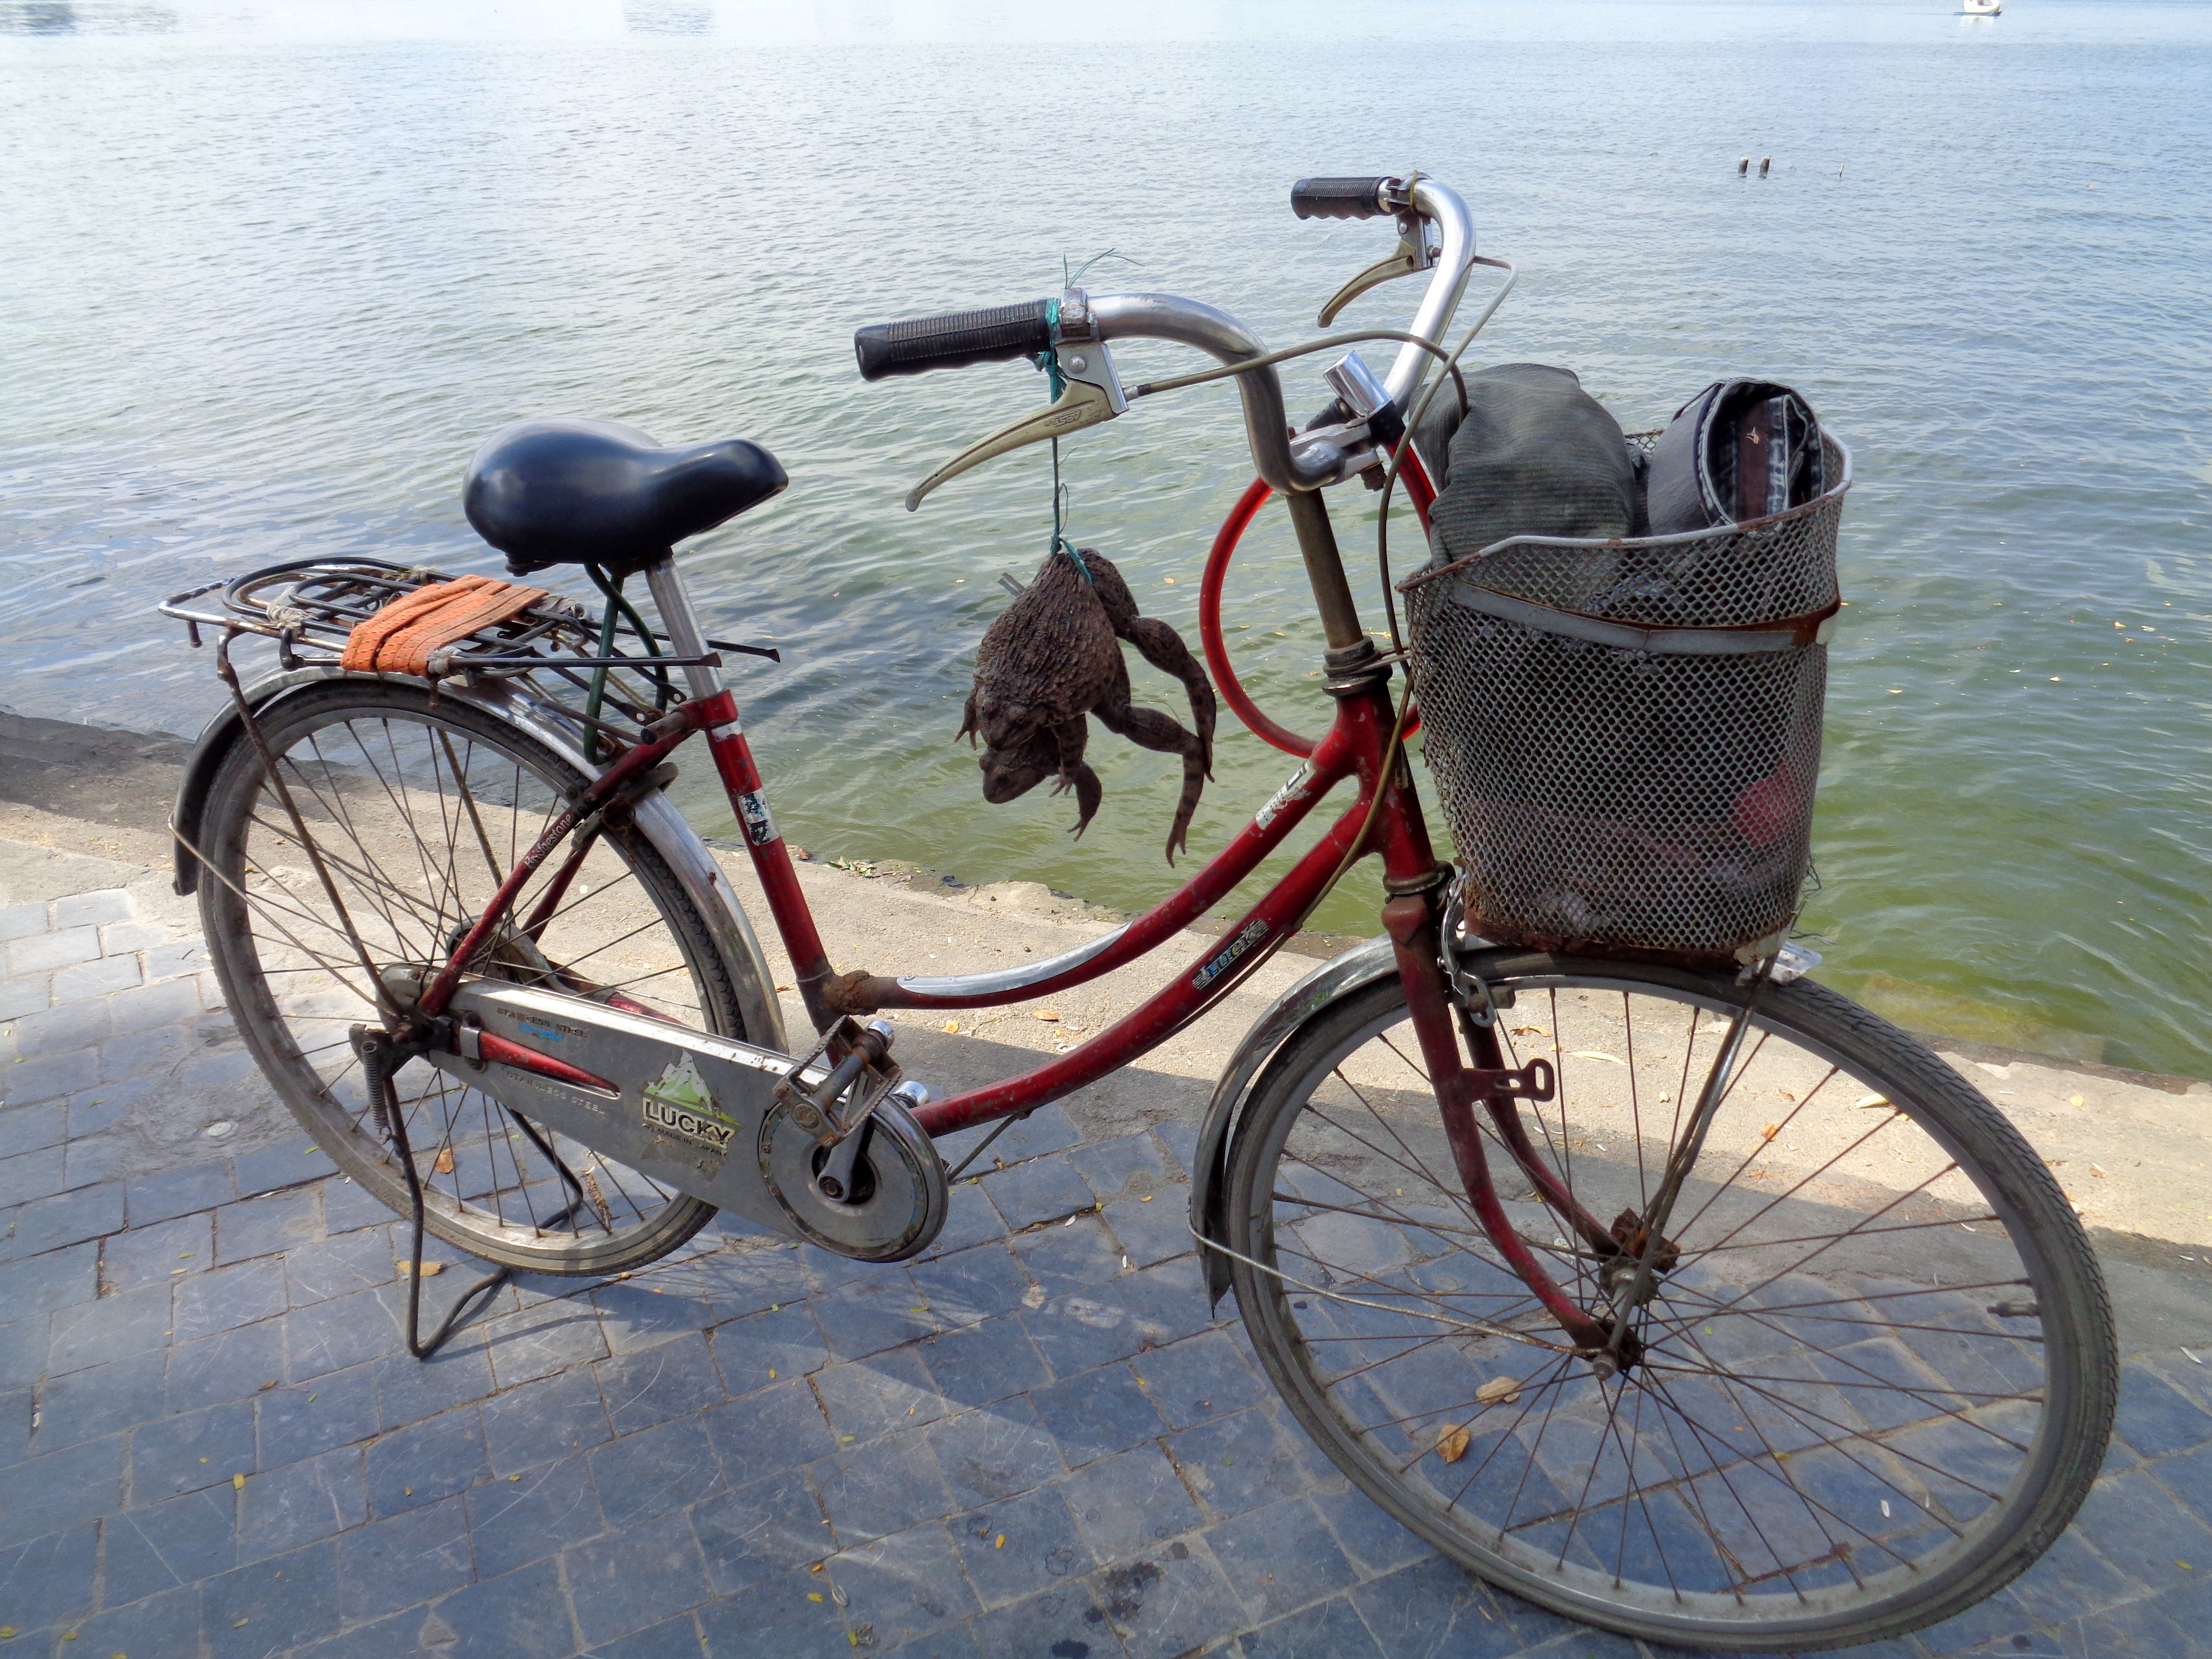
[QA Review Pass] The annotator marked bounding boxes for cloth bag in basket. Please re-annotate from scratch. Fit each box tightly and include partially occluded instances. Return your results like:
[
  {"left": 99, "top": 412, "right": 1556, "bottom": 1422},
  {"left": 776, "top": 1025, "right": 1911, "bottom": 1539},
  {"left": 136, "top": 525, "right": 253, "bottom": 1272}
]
[{"left": 1403, "top": 369, "right": 1848, "bottom": 968}]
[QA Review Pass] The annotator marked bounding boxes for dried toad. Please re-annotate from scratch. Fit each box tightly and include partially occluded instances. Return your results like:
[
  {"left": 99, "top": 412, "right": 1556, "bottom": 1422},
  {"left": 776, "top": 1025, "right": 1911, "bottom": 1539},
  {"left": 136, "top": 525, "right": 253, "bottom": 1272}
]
[{"left": 960, "top": 547, "right": 1216, "bottom": 861}]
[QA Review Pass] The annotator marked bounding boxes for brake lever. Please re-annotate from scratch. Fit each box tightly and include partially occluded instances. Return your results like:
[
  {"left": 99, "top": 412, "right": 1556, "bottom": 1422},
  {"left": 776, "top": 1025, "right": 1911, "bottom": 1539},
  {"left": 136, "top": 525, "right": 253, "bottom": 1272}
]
[
  {"left": 1316, "top": 210, "right": 1438, "bottom": 328},
  {"left": 904, "top": 336, "right": 1128, "bottom": 511}
]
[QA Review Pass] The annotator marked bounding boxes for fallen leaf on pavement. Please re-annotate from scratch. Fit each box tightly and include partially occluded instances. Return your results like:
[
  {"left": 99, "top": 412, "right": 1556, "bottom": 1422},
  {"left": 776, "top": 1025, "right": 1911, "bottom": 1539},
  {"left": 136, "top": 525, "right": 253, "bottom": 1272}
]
[
  {"left": 1477, "top": 1376, "right": 1522, "bottom": 1407},
  {"left": 1437, "top": 1424, "right": 1471, "bottom": 1463},
  {"left": 432, "top": 1148, "right": 455, "bottom": 1175}
]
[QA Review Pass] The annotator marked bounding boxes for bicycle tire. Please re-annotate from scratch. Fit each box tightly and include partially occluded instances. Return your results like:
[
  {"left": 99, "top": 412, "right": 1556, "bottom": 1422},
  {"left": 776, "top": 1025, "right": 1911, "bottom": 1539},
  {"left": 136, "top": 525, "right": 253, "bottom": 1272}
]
[
  {"left": 199, "top": 681, "right": 742, "bottom": 1275},
  {"left": 1222, "top": 952, "right": 2115, "bottom": 1651}
]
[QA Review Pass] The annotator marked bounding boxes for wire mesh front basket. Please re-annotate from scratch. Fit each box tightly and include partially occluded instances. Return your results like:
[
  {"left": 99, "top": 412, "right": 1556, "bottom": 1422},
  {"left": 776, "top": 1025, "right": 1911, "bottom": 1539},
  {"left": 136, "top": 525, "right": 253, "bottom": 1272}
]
[{"left": 1402, "top": 432, "right": 1850, "bottom": 966}]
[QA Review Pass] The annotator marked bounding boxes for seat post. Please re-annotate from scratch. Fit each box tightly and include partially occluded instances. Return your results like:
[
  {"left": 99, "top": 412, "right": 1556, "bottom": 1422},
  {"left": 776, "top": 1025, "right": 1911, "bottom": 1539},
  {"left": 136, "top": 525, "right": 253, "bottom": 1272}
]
[{"left": 642, "top": 556, "right": 727, "bottom": 701}]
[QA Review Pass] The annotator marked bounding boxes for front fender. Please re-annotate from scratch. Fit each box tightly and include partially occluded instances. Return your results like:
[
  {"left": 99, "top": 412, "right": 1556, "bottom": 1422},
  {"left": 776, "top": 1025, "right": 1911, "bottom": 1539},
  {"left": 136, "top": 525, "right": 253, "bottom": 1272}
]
[
  {"left": 1190, "top": 935, "right": 1401, "bottom": 1308},
  {"left": 168, "top": 665, "right": 786, "bottom": 1054}
]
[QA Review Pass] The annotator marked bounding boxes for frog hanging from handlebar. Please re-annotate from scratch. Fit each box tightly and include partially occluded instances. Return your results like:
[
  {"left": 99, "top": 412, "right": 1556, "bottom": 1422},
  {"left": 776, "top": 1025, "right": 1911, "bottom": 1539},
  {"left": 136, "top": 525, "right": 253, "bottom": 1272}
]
[{"left": 960, "top": 544, "right": 1218, "bottom": 863}]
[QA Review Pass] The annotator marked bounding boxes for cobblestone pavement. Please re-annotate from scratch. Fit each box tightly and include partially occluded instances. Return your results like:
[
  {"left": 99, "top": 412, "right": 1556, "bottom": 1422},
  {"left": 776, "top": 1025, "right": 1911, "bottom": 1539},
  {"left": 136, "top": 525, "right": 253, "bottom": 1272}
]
[{"left": 8, "top": 879, "right": 2212, "bottom": 1659}]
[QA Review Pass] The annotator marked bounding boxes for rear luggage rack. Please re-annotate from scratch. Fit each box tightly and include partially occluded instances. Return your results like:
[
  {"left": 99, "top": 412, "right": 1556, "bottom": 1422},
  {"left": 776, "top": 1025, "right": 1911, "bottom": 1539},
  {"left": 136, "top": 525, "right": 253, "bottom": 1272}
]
[{"left": 161, "top": 556, "right": 778, "bottom": 750}]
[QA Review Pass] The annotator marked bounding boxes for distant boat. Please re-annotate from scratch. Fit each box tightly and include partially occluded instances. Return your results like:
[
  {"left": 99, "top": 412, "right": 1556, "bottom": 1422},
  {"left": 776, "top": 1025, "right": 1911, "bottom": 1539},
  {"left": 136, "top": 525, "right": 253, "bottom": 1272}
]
[{"left": 1960, "top": 0, "right": 2000, "bottom": 13}]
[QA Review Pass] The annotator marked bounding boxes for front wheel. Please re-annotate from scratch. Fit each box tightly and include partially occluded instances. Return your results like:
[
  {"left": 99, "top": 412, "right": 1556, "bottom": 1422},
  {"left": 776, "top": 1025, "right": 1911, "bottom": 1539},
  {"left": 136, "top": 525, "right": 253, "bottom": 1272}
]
[{"left": 1221, "top": 952, "right": 2115, "bottom": 1652}]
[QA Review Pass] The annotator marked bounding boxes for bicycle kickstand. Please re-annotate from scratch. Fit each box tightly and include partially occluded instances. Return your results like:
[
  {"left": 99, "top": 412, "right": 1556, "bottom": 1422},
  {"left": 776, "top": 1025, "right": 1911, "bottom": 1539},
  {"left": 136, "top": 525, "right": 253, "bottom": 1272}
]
[{"left": 352, "top": 1024, "right": 544, "bottom": 1362}]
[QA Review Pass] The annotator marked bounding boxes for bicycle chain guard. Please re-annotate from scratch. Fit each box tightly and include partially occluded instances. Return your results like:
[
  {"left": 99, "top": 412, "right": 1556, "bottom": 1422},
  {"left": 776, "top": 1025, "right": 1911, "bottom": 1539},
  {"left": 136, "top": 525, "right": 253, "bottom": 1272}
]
[{"left": 380, "top": 970, "right": 948, "bottom": 1261}]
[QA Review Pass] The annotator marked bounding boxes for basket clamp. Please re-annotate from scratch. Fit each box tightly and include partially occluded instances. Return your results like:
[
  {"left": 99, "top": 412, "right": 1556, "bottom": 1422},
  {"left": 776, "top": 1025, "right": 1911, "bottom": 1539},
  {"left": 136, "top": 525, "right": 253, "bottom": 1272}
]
[{"left": 1438, "top": 874, "right": 1511, "bottom": 1026}]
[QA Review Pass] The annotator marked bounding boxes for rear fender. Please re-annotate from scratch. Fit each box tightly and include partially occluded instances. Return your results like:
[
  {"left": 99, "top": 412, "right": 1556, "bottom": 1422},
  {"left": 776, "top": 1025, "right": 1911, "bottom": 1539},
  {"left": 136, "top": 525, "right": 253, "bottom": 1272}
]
[
  {"left": 170, "top": 666, "right": 786, "bottom": 1054},
  {"left": 1190, "top": 936, "right": 1400, "bottom": 1308}
]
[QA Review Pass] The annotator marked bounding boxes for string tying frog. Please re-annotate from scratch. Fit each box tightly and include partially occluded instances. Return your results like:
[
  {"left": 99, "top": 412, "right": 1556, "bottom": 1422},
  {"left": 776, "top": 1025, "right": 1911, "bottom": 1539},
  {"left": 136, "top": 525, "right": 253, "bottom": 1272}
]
[{"left": 959, "top": 547, "right": 1217, "bottom": 863}]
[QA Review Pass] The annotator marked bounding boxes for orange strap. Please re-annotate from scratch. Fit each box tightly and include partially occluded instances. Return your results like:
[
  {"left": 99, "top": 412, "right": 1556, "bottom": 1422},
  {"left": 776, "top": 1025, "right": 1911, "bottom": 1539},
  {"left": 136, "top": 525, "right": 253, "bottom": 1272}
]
[{"left": 341, "top": 574, "right": 549, "bottom": 676}]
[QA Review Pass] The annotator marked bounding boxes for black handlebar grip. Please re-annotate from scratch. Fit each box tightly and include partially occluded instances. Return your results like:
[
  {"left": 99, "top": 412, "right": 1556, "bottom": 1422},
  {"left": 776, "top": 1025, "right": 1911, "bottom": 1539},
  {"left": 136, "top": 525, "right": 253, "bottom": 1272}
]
[
  {"left": 1290, "top": 176, "right": 1393, "bottom": 221},
  {"left": 854, "top": 299, "right": 1055, "bottom": 382}
]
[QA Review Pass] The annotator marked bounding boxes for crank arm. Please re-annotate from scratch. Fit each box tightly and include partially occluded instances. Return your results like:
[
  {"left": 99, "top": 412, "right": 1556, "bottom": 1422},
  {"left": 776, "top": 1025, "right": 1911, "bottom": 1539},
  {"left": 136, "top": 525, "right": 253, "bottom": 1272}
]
[
  {"left": 767, "top": 1015, "right": 928, "bottom": 1209},
  {"left": 905, "top": 340, "right": 1128, "bottom": 511},
  {"left": 817, "top": 1079, "right": 933, "bottom": 1200},
  {"left": 769, "top": 1016, "right": 902, "bottom": 1148}
]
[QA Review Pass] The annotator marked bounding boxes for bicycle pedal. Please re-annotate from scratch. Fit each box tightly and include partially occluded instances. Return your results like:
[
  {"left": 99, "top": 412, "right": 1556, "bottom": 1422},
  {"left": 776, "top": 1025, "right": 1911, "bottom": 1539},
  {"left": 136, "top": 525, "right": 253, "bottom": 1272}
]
[
  {"left": 766, "top": 1017, "right": 900, "bottom": 1139},
  {"left": 759, "top": 1066, "right": 947, "bottom": 1263}
]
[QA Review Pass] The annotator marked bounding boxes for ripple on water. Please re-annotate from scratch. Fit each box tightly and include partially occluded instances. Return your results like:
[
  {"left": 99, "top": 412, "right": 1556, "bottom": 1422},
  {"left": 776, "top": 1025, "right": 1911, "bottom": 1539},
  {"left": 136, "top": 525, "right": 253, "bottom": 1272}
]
[{"left": 4, "top": 0, "right": 2210, "bottom": 1073}]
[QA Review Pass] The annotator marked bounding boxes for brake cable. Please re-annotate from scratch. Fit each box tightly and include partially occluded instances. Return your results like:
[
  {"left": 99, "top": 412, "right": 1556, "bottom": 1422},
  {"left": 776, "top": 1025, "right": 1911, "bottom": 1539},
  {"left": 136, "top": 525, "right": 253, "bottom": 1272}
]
[{"left": 1125, "top": 326, "right": 1461, "bottom": 404}]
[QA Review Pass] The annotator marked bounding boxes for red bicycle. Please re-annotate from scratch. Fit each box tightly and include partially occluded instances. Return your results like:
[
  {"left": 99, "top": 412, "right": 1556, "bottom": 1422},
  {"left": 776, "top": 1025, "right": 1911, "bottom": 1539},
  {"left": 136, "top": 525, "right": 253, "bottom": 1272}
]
[{"left": 164, "top": 173, "right": 2111, "bottom": 1652}]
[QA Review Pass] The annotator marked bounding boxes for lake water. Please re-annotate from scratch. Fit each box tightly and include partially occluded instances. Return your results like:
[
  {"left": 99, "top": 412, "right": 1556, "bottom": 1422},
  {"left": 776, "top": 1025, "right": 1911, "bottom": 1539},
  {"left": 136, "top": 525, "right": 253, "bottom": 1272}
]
[{"left": 5, "top": 0, "right": 2210, "bottom": 1075}]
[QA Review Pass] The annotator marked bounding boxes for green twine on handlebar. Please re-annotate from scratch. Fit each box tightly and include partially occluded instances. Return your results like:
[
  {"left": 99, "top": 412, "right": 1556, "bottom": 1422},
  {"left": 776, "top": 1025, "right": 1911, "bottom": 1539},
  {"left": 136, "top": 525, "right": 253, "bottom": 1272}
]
[
  {"left": 1030, "top": 296, "right": 1091, "bottom": 586},
  {"left": 1048, "top": 442, "right": 1089, "bottom": 585},
  {"left": 1033, "top": 297, "right": 1067, "bottom": 400}
]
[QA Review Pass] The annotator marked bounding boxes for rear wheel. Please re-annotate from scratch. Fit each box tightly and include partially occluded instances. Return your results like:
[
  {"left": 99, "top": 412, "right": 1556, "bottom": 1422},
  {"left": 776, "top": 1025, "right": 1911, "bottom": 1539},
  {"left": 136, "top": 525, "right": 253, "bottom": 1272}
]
[
  {"left": 199, "top": 681, "right": 741, "bottom": 1275},
  {"left": 1223, "top": 953, "right": 2115, "bottom": 1651}
]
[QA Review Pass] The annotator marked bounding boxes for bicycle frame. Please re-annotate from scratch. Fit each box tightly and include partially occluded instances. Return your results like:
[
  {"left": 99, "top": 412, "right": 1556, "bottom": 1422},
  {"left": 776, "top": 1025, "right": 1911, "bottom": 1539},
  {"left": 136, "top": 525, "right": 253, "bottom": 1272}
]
[
  {"left": 400, "top": 165, "right": 1621, "bottom": 1349},
  {"left": 408, "top": 449, "right": 1615, "bottom": 1353},
  {"left": 416, "top": 542, "right": 1435, "bottom": 1139}
]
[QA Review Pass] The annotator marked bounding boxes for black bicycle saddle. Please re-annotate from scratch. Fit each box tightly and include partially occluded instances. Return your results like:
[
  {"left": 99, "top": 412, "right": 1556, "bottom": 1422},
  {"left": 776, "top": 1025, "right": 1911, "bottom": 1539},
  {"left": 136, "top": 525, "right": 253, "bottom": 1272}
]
[{"left": 463, "top": 418, "right": 788, "bottom": 577}]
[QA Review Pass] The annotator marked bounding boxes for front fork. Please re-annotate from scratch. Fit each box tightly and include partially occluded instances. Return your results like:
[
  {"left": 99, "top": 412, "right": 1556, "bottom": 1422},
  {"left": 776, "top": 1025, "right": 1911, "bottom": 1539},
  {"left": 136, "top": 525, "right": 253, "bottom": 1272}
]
[
  {"left": 1331, "top": 647, "right": 1635, "bottom": 1365},
  {"left": 1380, "top": 884, "right": 1627, "bottom": 1363}
]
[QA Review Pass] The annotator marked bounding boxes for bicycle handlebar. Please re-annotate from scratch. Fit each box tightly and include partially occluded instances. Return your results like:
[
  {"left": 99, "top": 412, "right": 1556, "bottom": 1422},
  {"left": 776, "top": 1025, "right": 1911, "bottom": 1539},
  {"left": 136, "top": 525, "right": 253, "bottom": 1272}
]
[
  {"left": 1374, "top": 178, "right": 1476, "bottom": 408},
  {"left": 850, "top": 175, "right": 1478, "bottom": 494},
  {"left": 853, "top": 299, "right": 1055, "bottom": 381},
  {"left": 1289, "top": 176, "right": 1393, "bottom": 220}
]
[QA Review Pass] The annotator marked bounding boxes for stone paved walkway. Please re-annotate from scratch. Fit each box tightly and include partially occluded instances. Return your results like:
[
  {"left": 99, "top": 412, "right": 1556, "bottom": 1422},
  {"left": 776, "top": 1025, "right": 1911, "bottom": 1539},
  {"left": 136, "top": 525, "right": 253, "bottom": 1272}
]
[{"left": 7, "top": 878, "right": 2212, "bottom": 1659}]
